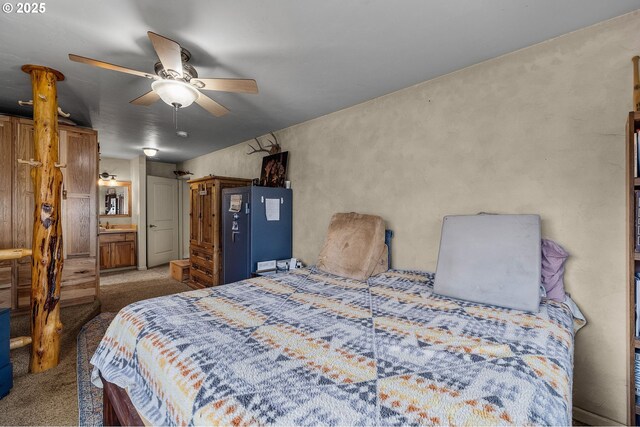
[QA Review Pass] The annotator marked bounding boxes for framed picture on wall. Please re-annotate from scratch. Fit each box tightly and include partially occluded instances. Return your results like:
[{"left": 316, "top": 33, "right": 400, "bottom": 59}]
[{"left": 259, "top": 151, "right": 289, "bottom": 187}]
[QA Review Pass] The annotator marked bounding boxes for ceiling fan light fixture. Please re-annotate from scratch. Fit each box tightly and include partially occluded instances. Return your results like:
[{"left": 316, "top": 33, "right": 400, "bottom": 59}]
[
  {"left": 151, "top": 79, "right": 199, "bottom": 108},
  {"left": 143, "top": 147, "right": 159, "bottom": 157}
]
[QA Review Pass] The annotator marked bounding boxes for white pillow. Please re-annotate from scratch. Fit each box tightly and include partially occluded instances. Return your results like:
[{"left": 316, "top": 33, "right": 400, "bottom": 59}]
[{"left": 434, "top": 214, "right": 541, "bottom": 313}]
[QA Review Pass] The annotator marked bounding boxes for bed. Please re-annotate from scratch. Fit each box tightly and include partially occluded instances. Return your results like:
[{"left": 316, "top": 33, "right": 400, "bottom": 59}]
[{"left": 92, "top": 267, "right": 578, "bottom": 426}]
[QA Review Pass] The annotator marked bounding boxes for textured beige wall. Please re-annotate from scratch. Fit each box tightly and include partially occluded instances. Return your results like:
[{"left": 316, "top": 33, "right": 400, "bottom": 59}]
[
  {"left": 180, "top": 11, "right": 640, "bottom": 422},
  {"left": 100, "top": 157, "right": 132, "bottom": 180},
  {"left": 146, "top": 160, "right": 177, "bottom": 179},
  {"left": 131, "top": 155, "right": 146, "bottom": 269}
]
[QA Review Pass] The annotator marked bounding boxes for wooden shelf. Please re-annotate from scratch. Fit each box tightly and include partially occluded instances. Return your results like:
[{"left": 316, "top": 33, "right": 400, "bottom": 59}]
[{"left": 627, "top": 112, "right": 640, "bottom": 426}]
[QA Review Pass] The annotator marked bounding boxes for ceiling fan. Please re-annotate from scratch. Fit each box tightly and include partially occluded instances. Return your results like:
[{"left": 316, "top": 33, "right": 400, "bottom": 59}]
[{"left": 68, "top": 31, "right": 258, "bottom": 118}]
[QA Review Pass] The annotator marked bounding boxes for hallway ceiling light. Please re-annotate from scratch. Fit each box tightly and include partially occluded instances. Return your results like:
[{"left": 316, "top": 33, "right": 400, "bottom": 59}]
[{"left": 143, "top": 147, "right": 159, "bottom": 157}]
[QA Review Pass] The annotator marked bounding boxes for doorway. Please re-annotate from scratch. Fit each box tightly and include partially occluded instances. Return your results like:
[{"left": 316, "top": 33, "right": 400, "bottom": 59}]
[{"left": 146, "top": 175, "right": 179, "bottom": 267}]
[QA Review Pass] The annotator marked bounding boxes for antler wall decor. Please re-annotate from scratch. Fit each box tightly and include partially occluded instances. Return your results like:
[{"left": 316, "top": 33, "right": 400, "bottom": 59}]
[
  {"left": 173, "top": 170, "right": 193, "bottom": 178},
  {"left": 18, "top": 99, "right": 71, "bottom": 117},
  {"left": 247, "top": 132, "right": 281, "bottom": 155}
]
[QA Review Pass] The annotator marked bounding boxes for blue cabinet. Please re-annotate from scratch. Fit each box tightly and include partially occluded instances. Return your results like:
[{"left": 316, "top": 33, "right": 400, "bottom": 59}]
[
  {"left": 0, "top": 308, "right": 12, "bottom": 399},
  {"left": 222, "top": 187, "right": 292, "bottom": 284}
]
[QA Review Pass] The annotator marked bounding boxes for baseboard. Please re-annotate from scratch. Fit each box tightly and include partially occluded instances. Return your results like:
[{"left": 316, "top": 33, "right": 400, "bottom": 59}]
[
  {"left": 101, "top": 266, "right": 136, "bottom": 274},
  {"left": 137, "top": 266, "right": 148, "bottom": 271},
  {"left": 573, "top": 406, "right": 623, "bottom": 426}
]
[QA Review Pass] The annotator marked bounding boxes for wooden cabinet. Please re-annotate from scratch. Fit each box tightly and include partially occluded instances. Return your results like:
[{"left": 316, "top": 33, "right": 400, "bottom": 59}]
[
  {"left": 0, "top": 116, "right": 13, "bottom": 309},
  {"left": 14, "top": 120, "right": 34, "bottom": 309},
  {"left": 0, "top": 115, "right": 99, "bottom": 311},
  {"left": 99, "top": 242, "right": 111, "bottom": 270},
  {"left": 188, "top": 176, "right": 251, "bottom": 288},
  {"left": 60, "top": 128, "right": 98, "bottom": 259},
  {"left": 112, "top": 241, "right": 136, "bottom": 268},
  {"left": 99, "top": 232, "right": 137, "bottom": 270}
]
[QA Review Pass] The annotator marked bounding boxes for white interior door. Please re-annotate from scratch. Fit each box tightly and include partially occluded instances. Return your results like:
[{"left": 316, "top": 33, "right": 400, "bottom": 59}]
[{"left": 147, "top": 175, "right": 179, "bottom": 267}]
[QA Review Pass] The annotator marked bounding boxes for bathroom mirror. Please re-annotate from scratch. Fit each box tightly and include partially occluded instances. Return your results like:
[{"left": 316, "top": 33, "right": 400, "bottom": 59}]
[{"left": 99, "top": 181, "right": 132, "bottom": 217}]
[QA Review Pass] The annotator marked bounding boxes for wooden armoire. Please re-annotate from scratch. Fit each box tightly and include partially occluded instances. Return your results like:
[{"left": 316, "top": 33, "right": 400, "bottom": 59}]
[
  {"left": 0, "top": 114, "right": 99, "bottom": 311},
  {"left": 188, "top": 176, "right": 251, "bottom": 288}
]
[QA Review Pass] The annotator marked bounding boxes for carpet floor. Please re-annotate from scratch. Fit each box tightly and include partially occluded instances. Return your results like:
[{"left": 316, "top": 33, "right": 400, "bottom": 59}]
[{"left": 0, "top": 269, "right": 191, "bottom": 426}]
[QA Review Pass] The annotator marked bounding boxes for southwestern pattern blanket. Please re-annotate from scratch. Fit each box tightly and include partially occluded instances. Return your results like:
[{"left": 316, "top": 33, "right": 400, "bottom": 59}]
[{"left": 91, "top": 267, "right": 576, "bottom": 426}]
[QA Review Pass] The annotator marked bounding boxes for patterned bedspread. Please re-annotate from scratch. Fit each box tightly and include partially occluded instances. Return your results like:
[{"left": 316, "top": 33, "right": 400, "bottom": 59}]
[{"left": 91, "top": 268, "right": 576, "bottom": 426}]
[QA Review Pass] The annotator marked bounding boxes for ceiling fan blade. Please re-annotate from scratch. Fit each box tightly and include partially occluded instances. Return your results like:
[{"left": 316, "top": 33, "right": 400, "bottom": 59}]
[
  {"left": 147, "top": 31, "right": 183, "bottom": 78},
  {"left": 68, "top": 54, "right": 155, "bottom": 79},
  {"left": 130, "top": 91, "right": 160, "bottom": 106},
  {"left": 195, "top": 93, "right": 229, "bottom": 117},
  {"left": 196, "top": 78, "right": 258, "bottom": 94}
]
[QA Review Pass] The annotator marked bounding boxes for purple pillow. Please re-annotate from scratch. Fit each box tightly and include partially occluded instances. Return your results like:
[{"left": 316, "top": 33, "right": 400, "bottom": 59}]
[{"left": 541, "top": 239, "right": 568, "bottom": 301}]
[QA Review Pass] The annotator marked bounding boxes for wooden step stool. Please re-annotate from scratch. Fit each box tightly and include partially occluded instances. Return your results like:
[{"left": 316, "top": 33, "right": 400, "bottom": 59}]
[{"left": 170, "top": 260, "right": 190, "bottom": 282}]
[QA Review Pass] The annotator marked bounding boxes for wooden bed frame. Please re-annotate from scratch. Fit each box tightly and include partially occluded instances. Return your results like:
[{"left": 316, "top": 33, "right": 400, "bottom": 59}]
[{"left": 100, "top": 373, "right": 144, "bottom": 426}]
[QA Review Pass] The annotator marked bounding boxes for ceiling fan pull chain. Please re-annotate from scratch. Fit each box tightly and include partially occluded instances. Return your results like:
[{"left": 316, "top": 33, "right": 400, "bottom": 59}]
[{"left": 173, "top": 103, "right": 177, "bottom": 130}]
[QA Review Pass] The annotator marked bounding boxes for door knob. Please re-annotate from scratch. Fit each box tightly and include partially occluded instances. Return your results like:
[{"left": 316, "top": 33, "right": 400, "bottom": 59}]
[{"left": 149, "top": 224, "right": 157, "bottom": 228}]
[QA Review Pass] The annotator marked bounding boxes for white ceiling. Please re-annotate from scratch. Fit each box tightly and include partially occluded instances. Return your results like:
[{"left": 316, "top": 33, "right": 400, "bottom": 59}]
[{"left": 0, "top": 0, "right": 638, "bottom": 162}]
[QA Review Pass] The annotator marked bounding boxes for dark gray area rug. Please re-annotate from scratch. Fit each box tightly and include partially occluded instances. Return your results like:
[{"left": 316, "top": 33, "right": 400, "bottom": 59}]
[
  {"left": 0, "top": 272, "right": 190, "bottom": 426},
  {"left": 77, "top": 312, "right": 116, "bottom": 427}
]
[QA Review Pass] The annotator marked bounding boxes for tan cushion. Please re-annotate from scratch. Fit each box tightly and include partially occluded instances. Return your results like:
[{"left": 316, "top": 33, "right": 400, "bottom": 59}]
[
  {"left": 371, "top": 244, "right": 389, "bottom": 277},
  {"left": 317, "top": 212, "right": 388, "bottom": 281}
]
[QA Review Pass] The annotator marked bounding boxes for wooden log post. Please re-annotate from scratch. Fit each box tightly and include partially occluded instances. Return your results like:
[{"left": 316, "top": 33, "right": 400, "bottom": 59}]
[{"left": 21, "top": 64, "right": 65, "bottom": 373}]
